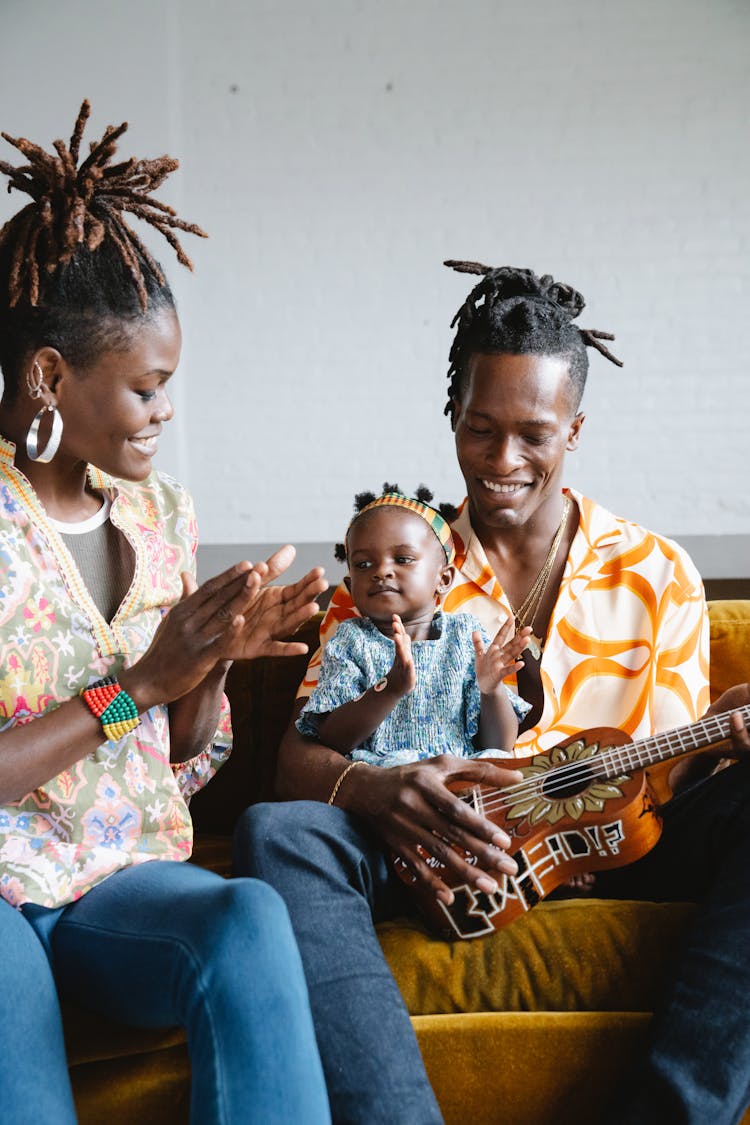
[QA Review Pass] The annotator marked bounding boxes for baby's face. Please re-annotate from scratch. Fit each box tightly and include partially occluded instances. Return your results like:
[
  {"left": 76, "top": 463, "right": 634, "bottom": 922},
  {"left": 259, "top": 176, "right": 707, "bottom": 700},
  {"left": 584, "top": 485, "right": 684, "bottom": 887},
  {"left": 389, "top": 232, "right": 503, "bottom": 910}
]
[{"left": 346, "top": 507, "right": 450, "bottom": 627}]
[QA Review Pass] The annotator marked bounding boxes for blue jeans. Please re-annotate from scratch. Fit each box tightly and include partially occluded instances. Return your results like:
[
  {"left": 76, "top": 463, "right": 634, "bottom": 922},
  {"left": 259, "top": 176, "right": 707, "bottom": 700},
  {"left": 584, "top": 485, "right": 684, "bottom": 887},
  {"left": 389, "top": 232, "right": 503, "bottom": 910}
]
[
  {"left": 235, "top": 764, "right": 750, "bottom": 1125},
  {"left": 234, "top": 801, "right": 444, "bottom": 1125},
  {"left": 7, "top": 861, "right": 330, "bottom": 1125},
  {"left": 0, "top": 895, "right": 77, "bottom": 1123},
  {"left": 596, "top": 761, "right": 750, "bottom": 1124}
]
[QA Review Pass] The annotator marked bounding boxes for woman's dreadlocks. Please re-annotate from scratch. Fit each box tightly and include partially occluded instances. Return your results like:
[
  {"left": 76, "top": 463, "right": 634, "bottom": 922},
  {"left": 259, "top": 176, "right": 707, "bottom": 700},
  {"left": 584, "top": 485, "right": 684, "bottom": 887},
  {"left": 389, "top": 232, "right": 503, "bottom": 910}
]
[
  {"left": 0, "top": 100, "right": 206, "bottom": 395},
  {"left": 443, "top": 259, "right": 622, "bottom": 418}
]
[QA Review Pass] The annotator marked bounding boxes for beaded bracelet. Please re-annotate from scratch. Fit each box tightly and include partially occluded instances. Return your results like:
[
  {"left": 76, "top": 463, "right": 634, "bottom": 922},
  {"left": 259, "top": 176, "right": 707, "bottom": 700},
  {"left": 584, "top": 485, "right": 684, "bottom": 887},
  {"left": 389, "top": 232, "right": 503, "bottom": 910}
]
[{"left": 81, "top": 676, "right": 140, "bottom": 741}]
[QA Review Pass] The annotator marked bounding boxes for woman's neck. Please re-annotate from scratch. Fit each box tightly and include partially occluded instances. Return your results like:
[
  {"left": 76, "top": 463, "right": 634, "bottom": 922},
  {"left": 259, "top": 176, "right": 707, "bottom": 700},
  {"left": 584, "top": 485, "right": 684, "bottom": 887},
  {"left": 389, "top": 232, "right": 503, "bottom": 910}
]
[{"left": 0, "top": 408, "right": 98, "bottom": 521}]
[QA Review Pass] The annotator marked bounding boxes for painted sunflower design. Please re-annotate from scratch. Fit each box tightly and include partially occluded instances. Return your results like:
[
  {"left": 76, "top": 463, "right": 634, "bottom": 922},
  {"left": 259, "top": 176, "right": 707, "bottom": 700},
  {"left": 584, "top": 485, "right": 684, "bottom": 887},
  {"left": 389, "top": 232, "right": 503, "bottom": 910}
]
[{"left": 506, "top": 739, "right": 629, "bottom": 826}]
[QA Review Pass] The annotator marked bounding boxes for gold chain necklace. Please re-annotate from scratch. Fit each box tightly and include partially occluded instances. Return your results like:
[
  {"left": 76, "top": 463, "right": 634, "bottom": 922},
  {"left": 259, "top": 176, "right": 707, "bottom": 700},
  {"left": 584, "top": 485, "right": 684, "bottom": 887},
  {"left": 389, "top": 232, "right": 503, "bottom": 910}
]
[{"left": 506, "top": 495, "right": 571, "bottom": 661}]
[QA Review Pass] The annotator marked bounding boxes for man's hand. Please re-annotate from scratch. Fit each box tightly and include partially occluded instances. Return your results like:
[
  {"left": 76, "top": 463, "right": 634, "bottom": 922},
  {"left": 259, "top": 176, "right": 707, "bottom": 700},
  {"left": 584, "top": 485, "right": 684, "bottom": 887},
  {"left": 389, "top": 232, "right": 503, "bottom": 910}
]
[
  {"left": 708, "top": 683, "right": 750, "bottom": 756},
  {"left": 668, "top": 683, "right": 750, "bottom": 793},
  {"left": 342, "top": 754, "right": 523, "bottom": 905}
]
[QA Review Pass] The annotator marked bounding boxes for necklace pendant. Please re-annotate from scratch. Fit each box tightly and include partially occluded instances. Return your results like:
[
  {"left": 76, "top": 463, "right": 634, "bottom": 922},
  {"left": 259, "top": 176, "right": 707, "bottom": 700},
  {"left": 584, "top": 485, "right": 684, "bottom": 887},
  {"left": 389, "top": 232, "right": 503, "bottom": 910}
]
[{"left": 525, "top": 634, "right": 543, "bottom": 661}]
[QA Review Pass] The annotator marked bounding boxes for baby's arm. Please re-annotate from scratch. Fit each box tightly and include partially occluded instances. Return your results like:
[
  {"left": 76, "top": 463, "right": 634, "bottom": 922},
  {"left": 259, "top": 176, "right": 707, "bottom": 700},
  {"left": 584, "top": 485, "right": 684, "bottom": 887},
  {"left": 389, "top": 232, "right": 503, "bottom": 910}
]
[
  {"left": 317, "top": 614, "right": 415, "bottom": 754},
  {"left": 473, "top": 620, "right": 531, "bottom": 751}
]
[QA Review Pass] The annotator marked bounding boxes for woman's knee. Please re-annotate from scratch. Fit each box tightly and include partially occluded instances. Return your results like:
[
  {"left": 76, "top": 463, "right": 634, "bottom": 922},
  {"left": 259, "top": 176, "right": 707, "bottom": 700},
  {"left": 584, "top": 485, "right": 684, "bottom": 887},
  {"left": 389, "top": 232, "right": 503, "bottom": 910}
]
[
  {"left": 188, "top": 878, "right": 313, "bottom": 1006},
  {"left": 195, "top": 876, "right": 296, "bottom": 958}
]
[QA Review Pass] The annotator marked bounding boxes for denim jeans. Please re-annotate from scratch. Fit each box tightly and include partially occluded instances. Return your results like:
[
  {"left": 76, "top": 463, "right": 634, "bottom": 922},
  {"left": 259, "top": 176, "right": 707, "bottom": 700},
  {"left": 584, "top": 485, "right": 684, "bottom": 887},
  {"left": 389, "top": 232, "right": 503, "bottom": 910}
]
[
  {"left": 234, "top": 801, "right": 444, "bottom": 1125},
  {"left": 6, "top": 860, "right": 330, "bottom": 1125},
  {"left": 596, "top": 760, "right": 750, "bottom": 1124},
  {"left": 235, "top": 763, "right": 750, "bottom": 1125},
  {"left": 0, "top": 895, "right": 77, "bottom": 1124}
]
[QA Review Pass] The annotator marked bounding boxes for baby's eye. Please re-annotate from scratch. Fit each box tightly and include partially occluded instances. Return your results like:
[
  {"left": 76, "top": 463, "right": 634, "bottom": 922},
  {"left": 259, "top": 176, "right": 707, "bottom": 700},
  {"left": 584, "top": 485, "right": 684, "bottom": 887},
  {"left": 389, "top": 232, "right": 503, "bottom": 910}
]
[
  {"left": 354, "top": 560, "right": 372, "bottom": 570},
  {"left": 395, "top": 556, "right": 415, "bottom": 565}
]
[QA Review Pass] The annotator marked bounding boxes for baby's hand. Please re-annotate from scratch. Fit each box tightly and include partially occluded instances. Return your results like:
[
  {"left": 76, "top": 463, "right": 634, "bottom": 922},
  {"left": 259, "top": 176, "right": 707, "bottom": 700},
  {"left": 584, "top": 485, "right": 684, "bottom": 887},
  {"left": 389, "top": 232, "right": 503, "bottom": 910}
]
[
  {"left": 473, "top": 619, "right": 531, "bottom": 695},
  {"left": 387, "top": 614, "right": 416, "bottom": 697}
]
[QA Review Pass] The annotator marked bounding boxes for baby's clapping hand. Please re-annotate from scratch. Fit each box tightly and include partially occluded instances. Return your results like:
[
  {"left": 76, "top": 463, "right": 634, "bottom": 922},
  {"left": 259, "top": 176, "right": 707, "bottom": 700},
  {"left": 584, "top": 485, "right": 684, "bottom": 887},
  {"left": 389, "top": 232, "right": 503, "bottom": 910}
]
[
  {"left": 473, "top": 619, "right": 531, "bottom": 695},
  {"left": 387, "top": 614, "right": 417, "bottom": 697}
]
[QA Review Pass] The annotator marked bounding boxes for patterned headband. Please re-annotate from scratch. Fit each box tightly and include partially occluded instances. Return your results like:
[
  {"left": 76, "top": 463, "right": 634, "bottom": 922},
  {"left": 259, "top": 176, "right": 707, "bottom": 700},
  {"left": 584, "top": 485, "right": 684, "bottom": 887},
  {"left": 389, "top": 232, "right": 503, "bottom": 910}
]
[{"left": 346, "top": 489, "right": 456, "bottom": 565}]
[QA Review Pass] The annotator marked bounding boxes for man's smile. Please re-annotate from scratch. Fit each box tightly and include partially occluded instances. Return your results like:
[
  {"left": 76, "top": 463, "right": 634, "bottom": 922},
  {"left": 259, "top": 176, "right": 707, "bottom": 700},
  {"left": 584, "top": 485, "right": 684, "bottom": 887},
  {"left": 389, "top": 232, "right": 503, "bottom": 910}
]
[{"left": 481, "top": 479, "right": 529, "bottom": 494}]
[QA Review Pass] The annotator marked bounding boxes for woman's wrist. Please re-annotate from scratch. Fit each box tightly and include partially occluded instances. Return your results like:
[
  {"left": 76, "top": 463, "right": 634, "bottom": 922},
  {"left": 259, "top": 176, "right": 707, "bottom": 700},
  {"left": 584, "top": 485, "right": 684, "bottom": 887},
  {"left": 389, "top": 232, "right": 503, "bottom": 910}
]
[{"left": 118, "top": 668, "right": 160, "bottom": 714}]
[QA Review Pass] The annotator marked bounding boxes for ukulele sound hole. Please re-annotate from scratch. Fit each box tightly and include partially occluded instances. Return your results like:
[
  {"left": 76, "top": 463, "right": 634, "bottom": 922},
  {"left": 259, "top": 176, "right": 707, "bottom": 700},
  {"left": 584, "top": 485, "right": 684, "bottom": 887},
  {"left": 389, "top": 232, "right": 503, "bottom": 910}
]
[{"left": 541, "top": 763, "right": 595, "bottom": 801}]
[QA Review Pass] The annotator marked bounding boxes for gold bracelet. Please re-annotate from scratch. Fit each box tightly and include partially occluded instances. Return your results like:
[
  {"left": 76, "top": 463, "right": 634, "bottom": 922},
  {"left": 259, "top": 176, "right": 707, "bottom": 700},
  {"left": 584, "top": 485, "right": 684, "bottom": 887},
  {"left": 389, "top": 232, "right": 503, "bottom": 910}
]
[{"left": 328, "top": 760, "right": 364, "bottom": 806}]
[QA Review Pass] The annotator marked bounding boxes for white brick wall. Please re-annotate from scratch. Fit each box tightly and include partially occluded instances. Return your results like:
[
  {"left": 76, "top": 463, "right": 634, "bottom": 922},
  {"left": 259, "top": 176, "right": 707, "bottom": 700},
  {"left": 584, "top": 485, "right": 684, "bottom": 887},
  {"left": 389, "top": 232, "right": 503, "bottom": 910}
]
[{"left": 1, "top": 0, "right": 748, "bottom": 546}]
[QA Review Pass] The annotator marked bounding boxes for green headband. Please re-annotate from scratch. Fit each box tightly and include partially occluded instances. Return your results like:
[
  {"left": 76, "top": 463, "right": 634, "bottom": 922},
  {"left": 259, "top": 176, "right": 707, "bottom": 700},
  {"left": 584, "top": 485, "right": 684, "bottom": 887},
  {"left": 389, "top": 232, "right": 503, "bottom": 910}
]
[{"left": 347, "top": 490, "right": 455, "bottom": 565}]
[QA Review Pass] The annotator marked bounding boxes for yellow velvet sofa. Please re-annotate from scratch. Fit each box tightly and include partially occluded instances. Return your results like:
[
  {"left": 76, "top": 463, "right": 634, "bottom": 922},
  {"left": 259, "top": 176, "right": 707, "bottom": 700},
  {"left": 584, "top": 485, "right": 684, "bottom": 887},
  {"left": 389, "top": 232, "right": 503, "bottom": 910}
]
[{"left": 62, "top": 600, "right": 750, "bottom": 1124}]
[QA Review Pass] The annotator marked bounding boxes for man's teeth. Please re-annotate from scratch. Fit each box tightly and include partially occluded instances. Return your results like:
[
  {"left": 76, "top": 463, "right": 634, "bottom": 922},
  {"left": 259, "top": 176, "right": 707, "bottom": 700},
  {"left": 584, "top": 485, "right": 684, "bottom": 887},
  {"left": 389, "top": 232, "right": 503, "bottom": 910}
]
[{"left": 482, "top": 480, "right": 525, "bottom": 493}]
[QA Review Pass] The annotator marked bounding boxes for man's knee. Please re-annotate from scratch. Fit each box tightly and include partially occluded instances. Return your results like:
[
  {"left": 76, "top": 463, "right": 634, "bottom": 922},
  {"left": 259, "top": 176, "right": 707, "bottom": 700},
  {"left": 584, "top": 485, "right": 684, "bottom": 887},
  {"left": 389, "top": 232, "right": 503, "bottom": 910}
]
[{"left": 234, "top": 800, "right": 361, "bottom": 874}]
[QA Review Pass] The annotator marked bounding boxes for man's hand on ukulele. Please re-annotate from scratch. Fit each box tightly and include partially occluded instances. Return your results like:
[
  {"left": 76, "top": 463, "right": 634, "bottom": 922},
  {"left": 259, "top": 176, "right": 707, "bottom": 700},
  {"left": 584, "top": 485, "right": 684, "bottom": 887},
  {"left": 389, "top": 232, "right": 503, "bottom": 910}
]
[
  {"left": 670, "top": 684, "right": 750, "bottom": 792},
  {"left": 473, "top": 619, "right": 531, "bottom": 695},
  {"left": 344, "top": 754, "right": 523, "bottom": 905},
  {"left": 709, "top": 683, "right": 750, "bottom": 756}
]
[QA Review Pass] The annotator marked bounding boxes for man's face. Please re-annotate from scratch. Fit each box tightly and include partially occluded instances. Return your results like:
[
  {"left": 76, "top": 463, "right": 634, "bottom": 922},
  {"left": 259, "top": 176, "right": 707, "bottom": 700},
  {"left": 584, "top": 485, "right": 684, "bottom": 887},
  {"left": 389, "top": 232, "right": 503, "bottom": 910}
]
[{"left": 452, "top": 352, "right": 584, "bottom": 533}]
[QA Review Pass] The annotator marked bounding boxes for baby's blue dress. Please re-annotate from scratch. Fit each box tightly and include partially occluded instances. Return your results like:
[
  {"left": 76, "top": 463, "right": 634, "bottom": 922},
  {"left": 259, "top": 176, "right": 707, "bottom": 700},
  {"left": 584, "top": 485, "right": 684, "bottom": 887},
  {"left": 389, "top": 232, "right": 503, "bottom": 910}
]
[{"left": 296, "top": 612, "right": 531, "bottom": 767}]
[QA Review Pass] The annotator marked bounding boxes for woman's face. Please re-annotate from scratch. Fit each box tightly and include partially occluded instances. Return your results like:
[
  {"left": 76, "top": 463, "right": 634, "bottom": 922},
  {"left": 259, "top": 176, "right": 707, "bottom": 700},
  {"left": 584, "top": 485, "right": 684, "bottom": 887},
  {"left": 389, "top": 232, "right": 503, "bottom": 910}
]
[{"left": 52, "top": 309, "right": 182, "bottom": 481}]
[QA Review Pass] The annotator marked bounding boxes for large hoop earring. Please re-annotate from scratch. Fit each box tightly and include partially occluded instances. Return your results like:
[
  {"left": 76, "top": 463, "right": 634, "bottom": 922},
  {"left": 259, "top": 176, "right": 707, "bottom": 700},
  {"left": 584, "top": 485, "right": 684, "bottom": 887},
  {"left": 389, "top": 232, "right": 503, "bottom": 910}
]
[
  {"left": 26, "top": 360, "right": 45, "bottom": 400},
  {"left": 26, "top": 405, "right": 63, "bottom": 463}
]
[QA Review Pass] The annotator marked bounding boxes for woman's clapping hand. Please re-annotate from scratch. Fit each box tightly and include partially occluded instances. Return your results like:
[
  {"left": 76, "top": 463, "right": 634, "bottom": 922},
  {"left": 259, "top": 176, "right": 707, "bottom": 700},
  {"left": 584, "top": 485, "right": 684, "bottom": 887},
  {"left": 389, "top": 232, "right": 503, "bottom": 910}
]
[{"left": 122, "top": 546, "right": 327, "bottom": 711}]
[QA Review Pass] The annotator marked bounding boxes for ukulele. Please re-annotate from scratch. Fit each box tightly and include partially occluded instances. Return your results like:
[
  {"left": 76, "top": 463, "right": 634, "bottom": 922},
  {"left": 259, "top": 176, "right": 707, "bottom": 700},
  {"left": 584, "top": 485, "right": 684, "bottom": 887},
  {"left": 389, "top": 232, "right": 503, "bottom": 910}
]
[{"left": 393, "top": 703, "right": 750, "bottom": 941}]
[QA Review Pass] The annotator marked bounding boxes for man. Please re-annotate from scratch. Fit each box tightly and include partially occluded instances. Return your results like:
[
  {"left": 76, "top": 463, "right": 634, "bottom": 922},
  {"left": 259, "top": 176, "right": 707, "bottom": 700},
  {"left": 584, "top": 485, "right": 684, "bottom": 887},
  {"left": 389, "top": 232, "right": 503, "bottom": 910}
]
[{"left": 235, "top": 260, "right": 750, "bottom": 1124}]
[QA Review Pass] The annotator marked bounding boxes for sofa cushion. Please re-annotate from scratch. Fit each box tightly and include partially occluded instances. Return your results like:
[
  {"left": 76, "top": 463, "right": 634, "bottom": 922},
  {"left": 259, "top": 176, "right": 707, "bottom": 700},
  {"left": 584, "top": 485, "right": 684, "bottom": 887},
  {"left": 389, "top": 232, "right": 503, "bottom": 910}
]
[
  {"left": 379, "top": 899, "right": 695, "bottom": 1015},
  {"left": 708, "top": 599, "right": 750, "bottom": 702}
]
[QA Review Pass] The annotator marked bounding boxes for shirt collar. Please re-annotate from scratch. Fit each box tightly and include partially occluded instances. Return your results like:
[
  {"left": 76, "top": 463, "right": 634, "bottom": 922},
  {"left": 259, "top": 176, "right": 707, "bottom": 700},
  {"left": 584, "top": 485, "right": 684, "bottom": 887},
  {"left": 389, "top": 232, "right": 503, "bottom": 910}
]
[
  {"left": 450, "top": 487, "right": 623, "bottom": 602},
  {"left": 0, "top": 434, "right": 116, "bottom": 494}
]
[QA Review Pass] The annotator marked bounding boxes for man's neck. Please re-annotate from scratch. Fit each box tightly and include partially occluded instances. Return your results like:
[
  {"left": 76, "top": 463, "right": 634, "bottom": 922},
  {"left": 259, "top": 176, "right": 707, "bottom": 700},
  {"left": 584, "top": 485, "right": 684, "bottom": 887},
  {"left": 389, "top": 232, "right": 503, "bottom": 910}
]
[{"left": 471, "top": 491, "right": 570, "bottom": 567}]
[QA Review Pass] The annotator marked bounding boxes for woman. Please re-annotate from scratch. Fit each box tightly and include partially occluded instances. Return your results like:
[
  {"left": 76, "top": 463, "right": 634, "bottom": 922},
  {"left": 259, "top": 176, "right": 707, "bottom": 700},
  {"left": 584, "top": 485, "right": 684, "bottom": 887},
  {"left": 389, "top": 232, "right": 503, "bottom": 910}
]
[{"left": 0, "top": 102, "right": 330, "bottom": 1123}]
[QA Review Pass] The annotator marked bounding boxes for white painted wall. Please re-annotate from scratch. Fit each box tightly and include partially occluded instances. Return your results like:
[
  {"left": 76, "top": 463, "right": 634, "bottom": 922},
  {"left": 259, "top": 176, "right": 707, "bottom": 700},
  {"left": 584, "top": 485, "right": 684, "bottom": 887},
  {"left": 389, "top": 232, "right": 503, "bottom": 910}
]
[{"left": 1, "top": 0, "right": 748, "bottom": 545}]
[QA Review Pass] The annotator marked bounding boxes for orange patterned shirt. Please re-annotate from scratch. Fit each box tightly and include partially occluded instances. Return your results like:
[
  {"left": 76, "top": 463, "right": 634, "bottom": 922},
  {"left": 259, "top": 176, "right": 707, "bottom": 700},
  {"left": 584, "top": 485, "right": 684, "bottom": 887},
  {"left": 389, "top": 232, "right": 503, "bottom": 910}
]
[{"left": 300, "top": 489, "right": 710, "bottom": 753}]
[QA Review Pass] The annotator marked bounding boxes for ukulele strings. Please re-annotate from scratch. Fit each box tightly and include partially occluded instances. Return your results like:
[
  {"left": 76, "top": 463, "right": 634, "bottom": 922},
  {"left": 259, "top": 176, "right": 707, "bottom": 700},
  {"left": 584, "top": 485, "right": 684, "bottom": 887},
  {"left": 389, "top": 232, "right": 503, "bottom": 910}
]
[{"left": 469, "top": 704, "right": 750, "bottom": 817}]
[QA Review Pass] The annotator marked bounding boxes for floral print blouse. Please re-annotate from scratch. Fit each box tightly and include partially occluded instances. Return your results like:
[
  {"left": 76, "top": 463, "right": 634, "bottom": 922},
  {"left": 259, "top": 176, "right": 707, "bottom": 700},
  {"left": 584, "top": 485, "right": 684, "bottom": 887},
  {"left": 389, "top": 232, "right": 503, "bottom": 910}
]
[{"left": 0, "top": 438, "right": 232, "bottom": 908}]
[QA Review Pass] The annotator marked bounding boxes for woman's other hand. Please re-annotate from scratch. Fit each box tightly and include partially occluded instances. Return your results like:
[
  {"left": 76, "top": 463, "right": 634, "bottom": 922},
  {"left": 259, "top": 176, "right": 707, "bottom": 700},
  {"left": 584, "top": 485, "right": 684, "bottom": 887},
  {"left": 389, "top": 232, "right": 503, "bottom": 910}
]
[
  {"left": 122, "top": 549, "right": 327, "bottom": 710},
  {"left": 222, "top": 545, "right": 327, "bottom": 662}
]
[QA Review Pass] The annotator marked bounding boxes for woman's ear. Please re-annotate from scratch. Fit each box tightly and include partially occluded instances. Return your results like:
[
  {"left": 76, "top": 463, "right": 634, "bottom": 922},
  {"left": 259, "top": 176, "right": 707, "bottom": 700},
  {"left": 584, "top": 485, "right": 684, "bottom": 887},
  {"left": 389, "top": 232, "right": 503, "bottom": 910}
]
[{"left": 25, "top": 347, "right": 65, "bottom": 406}]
